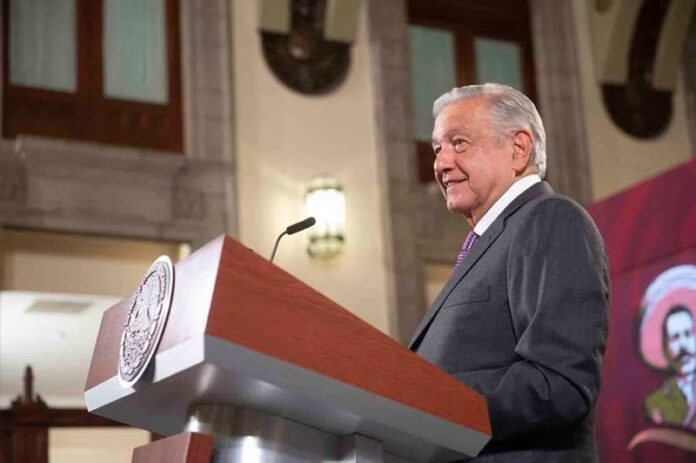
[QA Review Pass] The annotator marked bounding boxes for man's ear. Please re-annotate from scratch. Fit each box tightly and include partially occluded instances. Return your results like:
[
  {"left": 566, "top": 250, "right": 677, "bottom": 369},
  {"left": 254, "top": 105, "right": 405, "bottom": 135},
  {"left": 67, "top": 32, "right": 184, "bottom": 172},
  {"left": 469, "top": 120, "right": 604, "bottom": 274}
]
[{"left": 511, "top": 129, "right": 533, "bottom": 174}]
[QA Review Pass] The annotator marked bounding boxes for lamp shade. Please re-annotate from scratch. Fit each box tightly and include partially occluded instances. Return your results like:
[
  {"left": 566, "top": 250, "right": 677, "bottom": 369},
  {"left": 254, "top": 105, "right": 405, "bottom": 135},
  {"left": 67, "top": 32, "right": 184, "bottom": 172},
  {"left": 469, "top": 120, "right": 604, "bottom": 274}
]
[{"left": 305, "top": 176, "right": 345, "bottom": 259}]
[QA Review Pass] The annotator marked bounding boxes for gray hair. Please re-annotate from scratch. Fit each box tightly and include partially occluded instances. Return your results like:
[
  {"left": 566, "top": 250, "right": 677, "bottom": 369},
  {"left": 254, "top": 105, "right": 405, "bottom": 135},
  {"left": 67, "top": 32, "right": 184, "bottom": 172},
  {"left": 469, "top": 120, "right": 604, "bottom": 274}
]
[{"left": 433, "top": 83, "right": 547, "bottom": 178}]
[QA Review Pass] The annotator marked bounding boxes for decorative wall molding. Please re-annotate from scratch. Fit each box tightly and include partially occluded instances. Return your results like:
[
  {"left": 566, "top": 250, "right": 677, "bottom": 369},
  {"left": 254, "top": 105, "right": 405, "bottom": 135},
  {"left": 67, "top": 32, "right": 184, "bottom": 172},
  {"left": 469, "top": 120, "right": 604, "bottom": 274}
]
[
  {"left": 368, "top": 0, "right": 427, "bottom": 343},
  {"left": 0, "top": 137, "right": 232, "bottom": 245},
  {"left": 0, "top": 145, "right": 26, "bottom": 206},
  {"left": 652, "top": 0, "right": 696, "bottom": 92},
  {"left": 173, "top": 185, "right": 207, "bottom": 221},
  {"left": 0, "top": 0, "right": 237, "bottom": 248},
  {"left": 529, "top": 0, "right": 593, "bottom": 204},
  {"left": 590, "top": 0, "right": 643, "bottom": 86}
]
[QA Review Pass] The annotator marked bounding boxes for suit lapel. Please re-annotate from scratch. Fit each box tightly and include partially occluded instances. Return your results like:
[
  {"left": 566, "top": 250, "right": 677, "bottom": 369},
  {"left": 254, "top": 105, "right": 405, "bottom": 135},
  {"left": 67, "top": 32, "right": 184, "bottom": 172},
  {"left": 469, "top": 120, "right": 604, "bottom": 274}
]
[
  {"left": 408, "top": 221, "right": 504, "bottom": 350},
  {"left": 408, "top": 182, "right": 553, "bottom": 350}
]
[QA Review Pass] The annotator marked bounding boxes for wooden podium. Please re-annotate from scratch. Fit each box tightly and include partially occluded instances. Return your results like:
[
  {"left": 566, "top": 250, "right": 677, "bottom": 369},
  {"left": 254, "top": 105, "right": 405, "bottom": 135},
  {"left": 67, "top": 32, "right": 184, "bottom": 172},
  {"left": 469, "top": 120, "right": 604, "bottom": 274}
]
[{"left": 84, "top": 236, "right": 490, "bottom": 462}]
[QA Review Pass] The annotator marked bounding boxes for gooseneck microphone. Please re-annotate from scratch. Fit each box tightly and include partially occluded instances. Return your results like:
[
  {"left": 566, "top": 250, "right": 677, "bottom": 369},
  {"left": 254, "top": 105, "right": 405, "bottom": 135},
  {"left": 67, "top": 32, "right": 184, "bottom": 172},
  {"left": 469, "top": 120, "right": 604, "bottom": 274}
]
[{"left": 270, "top": 217, "right": 316, "bottom": 262}]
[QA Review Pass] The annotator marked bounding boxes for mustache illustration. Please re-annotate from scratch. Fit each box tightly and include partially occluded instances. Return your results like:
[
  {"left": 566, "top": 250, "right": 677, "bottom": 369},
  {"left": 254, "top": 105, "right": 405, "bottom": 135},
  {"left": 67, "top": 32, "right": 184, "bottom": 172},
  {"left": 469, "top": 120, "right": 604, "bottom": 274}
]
[{"left": 675, "top": 349, "right": 695, "bottom": 362}]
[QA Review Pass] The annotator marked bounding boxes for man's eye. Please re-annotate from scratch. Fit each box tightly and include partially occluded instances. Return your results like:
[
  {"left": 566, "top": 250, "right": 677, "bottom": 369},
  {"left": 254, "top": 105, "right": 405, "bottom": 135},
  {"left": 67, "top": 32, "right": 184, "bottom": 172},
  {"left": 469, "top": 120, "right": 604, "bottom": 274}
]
[
  {"left": 433, "top": 146, "right": 441, "bottom": 155},
  {"left": 453, "top": 138, "right": 467, "bottom": 152}
]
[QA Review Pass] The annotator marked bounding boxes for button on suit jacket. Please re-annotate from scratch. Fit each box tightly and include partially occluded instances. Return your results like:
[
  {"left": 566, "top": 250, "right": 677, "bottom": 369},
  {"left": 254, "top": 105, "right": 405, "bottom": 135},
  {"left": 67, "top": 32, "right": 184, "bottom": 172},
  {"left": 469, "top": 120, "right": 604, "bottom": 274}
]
[{"left": 410, "top": 182, "right": 610, "bottom": 463}]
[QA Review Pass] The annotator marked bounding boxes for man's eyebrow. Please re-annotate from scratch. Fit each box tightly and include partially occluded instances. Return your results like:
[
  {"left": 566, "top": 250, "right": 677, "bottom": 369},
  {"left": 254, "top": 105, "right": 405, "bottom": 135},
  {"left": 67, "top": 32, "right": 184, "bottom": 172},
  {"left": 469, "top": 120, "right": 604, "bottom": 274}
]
[{"left": 432, "top": 129, "right": 468, "bottom": 146}]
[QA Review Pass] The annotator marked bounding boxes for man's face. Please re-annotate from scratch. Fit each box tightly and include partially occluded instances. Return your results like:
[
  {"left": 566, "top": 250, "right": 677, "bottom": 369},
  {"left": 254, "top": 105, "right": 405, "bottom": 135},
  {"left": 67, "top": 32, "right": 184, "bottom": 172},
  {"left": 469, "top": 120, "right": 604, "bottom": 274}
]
[
  {"left": 432, "top": 97, "right": 517, "bottom": 225},
  {"left": 665, "top": 310, "right": 696, "bottom": 376}
]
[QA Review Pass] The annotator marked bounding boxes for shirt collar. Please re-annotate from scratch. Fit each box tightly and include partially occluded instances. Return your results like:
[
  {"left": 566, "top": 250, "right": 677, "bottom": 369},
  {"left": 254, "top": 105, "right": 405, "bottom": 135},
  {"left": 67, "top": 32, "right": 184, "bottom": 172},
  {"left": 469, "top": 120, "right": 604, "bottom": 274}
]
[{"left": 473, "top": 174, "right": 542, "bottom": 236}]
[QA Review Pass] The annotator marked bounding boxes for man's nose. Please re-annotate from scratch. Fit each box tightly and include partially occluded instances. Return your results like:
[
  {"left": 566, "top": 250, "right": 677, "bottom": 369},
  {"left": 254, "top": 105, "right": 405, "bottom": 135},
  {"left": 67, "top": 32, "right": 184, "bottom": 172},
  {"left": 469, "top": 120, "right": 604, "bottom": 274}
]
[
  {"left": 679, "top": 336, "right": 692, "bottom": 349},
  {"left": 434, "top": 146, "right": 454, "bottom": 175}
]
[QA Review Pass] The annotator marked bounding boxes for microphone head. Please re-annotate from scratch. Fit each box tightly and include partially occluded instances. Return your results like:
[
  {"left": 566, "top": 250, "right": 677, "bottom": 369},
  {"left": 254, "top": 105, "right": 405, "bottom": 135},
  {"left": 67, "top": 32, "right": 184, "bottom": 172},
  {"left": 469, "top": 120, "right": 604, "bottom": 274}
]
[{"left": 286, "top": 217, "right": 316, "bottom": 235}]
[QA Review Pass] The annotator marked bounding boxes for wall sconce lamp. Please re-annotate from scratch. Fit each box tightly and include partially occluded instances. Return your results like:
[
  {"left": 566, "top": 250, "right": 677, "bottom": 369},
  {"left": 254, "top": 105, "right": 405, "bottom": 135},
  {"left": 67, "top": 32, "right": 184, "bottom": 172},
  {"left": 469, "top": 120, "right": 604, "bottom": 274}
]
[{"left": 305, "top": 176, "right": 345, "bottom": 259}]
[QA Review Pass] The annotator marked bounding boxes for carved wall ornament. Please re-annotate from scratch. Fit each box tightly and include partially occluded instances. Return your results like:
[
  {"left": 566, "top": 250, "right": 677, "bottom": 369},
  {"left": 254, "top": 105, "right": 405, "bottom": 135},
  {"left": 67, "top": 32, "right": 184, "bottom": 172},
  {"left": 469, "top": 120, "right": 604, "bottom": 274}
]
[
  {"left": 260, "top": 0, "right": 353, "bottom": 95},
  {"left": 595, "top": 0, "right": 613, "bottom": 12},
  {"left": 173, "top": 185, "right": 206, "bottom": 220},
  {"left": 10, "top": 366, "right": 47, "bottom": 410},
  {"left": 599, "top": 0, "right": 696, "bottom": 139},
  {"left": 118, "top": 256, "right": 175, "bottom": 387},
  {"left": 601, "top": 0, "right": 672, "bottom": 138},
  {"left": 0, "top": 162, "right": 27, "bottom": 205}
]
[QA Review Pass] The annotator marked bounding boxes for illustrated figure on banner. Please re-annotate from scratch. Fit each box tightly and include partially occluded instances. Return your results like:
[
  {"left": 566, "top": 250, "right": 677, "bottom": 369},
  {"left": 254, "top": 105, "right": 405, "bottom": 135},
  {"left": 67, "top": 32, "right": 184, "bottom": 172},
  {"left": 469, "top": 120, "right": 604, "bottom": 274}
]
[{"left": 639, "top": 264, "right": 696, "bottom": 429}]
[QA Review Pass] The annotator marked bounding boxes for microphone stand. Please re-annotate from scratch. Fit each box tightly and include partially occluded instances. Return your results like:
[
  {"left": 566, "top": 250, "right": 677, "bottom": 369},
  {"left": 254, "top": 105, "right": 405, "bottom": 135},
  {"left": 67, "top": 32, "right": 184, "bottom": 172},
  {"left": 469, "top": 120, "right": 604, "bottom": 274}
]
[
  {"left": 269, "top": 217, "right": 316, "bottom": 263},
  {"left": 269, "top": 231, "right": 287, "bottom": 263}
]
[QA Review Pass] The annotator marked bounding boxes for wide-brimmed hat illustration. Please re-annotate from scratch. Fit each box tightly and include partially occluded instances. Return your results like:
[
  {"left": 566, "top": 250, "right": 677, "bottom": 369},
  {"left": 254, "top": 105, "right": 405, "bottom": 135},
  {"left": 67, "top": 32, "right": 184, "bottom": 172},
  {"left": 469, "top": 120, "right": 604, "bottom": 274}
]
[{"left": 638, "top": 264, "right": 696, "bottom": 370}]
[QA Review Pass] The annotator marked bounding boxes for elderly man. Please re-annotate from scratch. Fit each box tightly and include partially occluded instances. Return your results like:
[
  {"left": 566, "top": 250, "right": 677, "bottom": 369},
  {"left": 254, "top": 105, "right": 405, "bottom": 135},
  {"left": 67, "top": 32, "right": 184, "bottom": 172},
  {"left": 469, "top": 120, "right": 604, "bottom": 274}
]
[{"left": 409, "top": 84, "right": 610, "bottom": 462}]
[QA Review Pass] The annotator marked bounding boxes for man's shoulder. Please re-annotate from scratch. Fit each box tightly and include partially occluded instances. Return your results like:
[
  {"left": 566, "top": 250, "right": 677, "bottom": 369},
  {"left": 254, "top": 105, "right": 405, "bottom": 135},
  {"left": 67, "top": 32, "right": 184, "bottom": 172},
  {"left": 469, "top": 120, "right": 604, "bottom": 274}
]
[
  {"left": 526, "top": 190, "right": 586, "bottom": 215},
  {"left": 507, "top": 190, "right": 606, "bottom": 258},
  {"left": 516, "top": 191, "right": 596, "bottom": 231},
  {"left": 503, "top": 181, "right": 585, "bottom": 221}
]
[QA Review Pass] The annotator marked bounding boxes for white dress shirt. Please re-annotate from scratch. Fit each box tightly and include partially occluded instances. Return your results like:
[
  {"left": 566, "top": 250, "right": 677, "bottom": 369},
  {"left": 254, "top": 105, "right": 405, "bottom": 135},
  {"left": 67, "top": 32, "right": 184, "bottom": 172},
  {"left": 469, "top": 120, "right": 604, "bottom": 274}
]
[{"left": 473, "top": 174, "right": 542, "bottom": 236}]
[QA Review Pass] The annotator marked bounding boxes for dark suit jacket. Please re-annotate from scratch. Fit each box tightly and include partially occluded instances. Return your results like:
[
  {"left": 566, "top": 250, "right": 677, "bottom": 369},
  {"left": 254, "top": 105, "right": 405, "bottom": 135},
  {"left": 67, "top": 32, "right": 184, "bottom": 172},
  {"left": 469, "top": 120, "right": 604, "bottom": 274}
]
[{"left": 410, "top": 182, "right": 610, "bottom": 463}]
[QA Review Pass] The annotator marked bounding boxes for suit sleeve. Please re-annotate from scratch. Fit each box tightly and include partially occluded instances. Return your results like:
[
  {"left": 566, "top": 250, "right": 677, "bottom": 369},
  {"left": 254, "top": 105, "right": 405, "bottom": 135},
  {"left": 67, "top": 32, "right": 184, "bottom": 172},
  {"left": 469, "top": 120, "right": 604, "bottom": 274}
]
[{"left": 456, "top": 197, "right": 610, "bottom": 442}]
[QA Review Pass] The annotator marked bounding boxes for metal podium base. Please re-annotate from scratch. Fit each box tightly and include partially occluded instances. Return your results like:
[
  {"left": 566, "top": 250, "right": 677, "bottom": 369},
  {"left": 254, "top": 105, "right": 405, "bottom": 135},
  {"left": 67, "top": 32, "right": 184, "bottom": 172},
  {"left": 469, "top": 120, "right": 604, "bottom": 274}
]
[{"left": 184, "top": 404, "right": 409, "bottom": 463}]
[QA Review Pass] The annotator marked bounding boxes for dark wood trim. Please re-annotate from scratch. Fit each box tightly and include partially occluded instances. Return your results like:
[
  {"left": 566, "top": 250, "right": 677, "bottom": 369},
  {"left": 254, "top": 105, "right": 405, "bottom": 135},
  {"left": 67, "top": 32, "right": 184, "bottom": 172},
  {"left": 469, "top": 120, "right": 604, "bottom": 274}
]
[
  {"left": 417, "top": 141, "right": 434, "bottom": 183},
  {"left": 456, "top": 28, "right": 476, "bottom": 94},
  {"left": 2, "top": 0, "right": 183, "bottom": 152},
  {"left": 86, "top": 0, "right": 101, "bottom": 101},
  {"left": 0, "top": 408, "right": 127, "bottom": 427},
  {"left": 165, "top": 0, "right": 183, "bottom": 150},
  {"left": 0, "top": 366, "right": 130, "bottom": 463},
  {"left": 408, "top": 0, "right": 531, "bottom": 25},
  {"left": 132, "top": 432, "right": 214, "bottom": 463},
  {"left": 79, "top": 0, "right": 96, "bottom": 102},
  {"left": 0, "top": 408, "right": 127, "bottom": 463}
]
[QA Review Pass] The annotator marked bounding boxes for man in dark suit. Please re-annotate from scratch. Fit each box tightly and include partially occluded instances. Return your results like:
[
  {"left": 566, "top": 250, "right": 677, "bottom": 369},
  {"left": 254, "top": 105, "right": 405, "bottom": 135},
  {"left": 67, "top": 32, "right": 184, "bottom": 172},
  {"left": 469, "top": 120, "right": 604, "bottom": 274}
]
[{"left": 409, "top": 84, "right": 610, "bottom": 462}]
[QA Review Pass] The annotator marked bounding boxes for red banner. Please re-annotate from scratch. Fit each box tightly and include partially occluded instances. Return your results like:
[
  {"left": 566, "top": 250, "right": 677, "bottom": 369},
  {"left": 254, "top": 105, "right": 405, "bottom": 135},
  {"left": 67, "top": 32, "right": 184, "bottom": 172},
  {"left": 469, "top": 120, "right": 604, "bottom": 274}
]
[{"left": 588, "top": 159, "right": 696, "bottom": 462}]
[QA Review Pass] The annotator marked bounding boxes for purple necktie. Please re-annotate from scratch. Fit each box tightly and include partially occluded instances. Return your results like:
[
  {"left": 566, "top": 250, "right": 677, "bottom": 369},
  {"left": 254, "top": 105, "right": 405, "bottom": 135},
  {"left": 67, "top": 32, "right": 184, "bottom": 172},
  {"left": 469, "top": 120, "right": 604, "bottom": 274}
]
[{"left": 454, "top": 231, "right": 479, "bottom": 271}]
